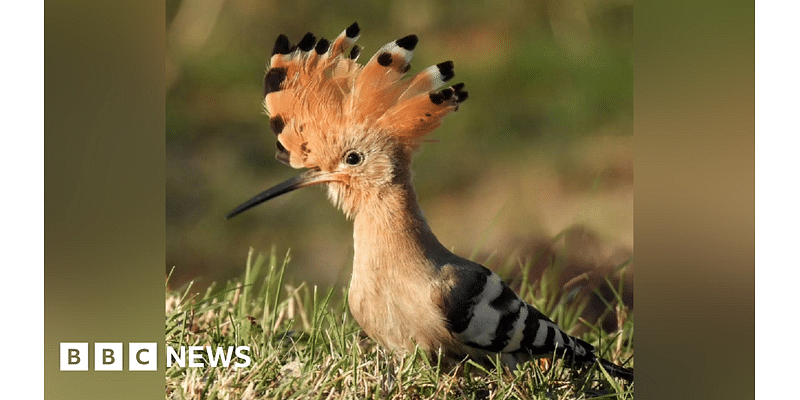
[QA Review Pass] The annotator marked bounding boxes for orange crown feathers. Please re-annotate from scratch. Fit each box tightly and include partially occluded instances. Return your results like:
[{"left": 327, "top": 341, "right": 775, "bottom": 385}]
[{"left": 263, "top": 22, "right": 468, "bottom": 169}]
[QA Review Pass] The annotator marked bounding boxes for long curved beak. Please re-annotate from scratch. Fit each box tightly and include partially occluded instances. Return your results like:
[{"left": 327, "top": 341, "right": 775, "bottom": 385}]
[{"left": 226, "top": 170, "right": 342, "bottom": 219}]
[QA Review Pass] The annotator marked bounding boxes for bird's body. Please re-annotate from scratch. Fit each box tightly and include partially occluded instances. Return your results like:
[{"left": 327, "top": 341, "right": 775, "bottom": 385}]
[
  {"left": 345, "top": 168, "right": 604, "bottom": 372},
  {"left": 228, "top": 22, "right": 632, "bottom": 382}
]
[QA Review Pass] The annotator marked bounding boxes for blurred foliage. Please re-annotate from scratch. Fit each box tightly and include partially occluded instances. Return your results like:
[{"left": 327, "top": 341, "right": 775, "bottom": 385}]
[{"left": 166, "top": 0, "right": 633, "bottom": 290}]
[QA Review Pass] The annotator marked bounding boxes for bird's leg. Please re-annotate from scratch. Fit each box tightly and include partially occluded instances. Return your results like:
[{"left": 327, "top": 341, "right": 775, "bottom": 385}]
[{"left": 377, "top": 347, "right": 397, "bottom": 396}]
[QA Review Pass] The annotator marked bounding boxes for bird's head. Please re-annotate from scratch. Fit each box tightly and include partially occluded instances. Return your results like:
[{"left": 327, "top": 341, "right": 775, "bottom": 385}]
[{"left": 227, "top": 22, "right": 467, "bottom": 220}]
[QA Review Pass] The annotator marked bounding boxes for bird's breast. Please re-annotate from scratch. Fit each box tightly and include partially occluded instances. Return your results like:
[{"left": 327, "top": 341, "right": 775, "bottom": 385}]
[{"left": 347, "top": 259, "right": 453, "bottom": 354}]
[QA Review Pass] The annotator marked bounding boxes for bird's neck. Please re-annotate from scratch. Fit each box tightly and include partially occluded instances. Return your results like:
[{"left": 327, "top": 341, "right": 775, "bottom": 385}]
[{"left": 351, "top": 174, "right": 450, "bottom": 277}]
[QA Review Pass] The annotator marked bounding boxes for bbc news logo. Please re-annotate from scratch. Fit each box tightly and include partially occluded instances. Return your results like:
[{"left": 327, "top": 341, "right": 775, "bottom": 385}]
[
  {"left": 60, "top": 343, "right": 157, "bottom": 371},
  {"left": 59, "top": 343, "right": 252, "bottom": 371}
]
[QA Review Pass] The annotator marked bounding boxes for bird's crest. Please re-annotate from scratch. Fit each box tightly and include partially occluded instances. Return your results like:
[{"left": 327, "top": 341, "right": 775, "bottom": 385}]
[{"left": 264, "top": 22, "right": 467, "bottom": 170}]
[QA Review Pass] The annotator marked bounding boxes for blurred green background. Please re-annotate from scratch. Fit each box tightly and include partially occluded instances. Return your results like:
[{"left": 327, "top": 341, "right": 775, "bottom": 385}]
[{"left": 166, "top": 0, "right": 633, "bottom": 302}]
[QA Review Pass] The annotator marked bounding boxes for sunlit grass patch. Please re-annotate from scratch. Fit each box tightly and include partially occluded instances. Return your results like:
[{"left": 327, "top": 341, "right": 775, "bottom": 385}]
[{"left": 166, "top": 247, "right": 633, "bottom": 399}]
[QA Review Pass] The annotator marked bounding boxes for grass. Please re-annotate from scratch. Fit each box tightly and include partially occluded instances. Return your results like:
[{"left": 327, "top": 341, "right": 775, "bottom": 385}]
[{"left": 166, "top": 247, "right": 634, "bottom": 399}]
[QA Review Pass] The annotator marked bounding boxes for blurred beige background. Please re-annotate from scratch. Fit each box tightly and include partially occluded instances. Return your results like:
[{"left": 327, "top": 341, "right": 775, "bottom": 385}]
[{"left": 166, "top": 0, "right": 633, "bottom": 316}]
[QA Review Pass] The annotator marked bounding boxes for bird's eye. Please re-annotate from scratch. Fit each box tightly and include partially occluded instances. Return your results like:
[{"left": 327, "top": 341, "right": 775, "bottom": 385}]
[{"left": 344, "top": 151, "right": 363, "bottom": 166}]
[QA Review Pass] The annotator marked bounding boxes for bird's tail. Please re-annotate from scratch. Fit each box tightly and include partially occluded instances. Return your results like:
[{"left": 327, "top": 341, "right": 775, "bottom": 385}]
[
  {"left": 594, "top": 357, "right": 634, "bottom": 382},
  {"left": 566, "top": 336, "right": 633, "bottom": 382}
]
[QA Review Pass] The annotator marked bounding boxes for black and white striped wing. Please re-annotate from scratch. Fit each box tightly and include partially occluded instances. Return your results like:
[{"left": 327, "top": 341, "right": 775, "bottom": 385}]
[{"left": 440, "top": 261, "right": 593, "bottom": 360}]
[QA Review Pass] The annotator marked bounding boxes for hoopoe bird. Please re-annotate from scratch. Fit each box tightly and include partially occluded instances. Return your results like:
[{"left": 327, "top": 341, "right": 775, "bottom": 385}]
[{"left": 227, "top": 22, "right": 633, "bottom": 382}]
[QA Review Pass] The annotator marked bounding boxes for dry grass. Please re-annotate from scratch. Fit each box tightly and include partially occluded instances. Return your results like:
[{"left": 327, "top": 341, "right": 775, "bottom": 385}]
[{"left": 166, "top": 247, "right": 633, "bottom": 399}]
